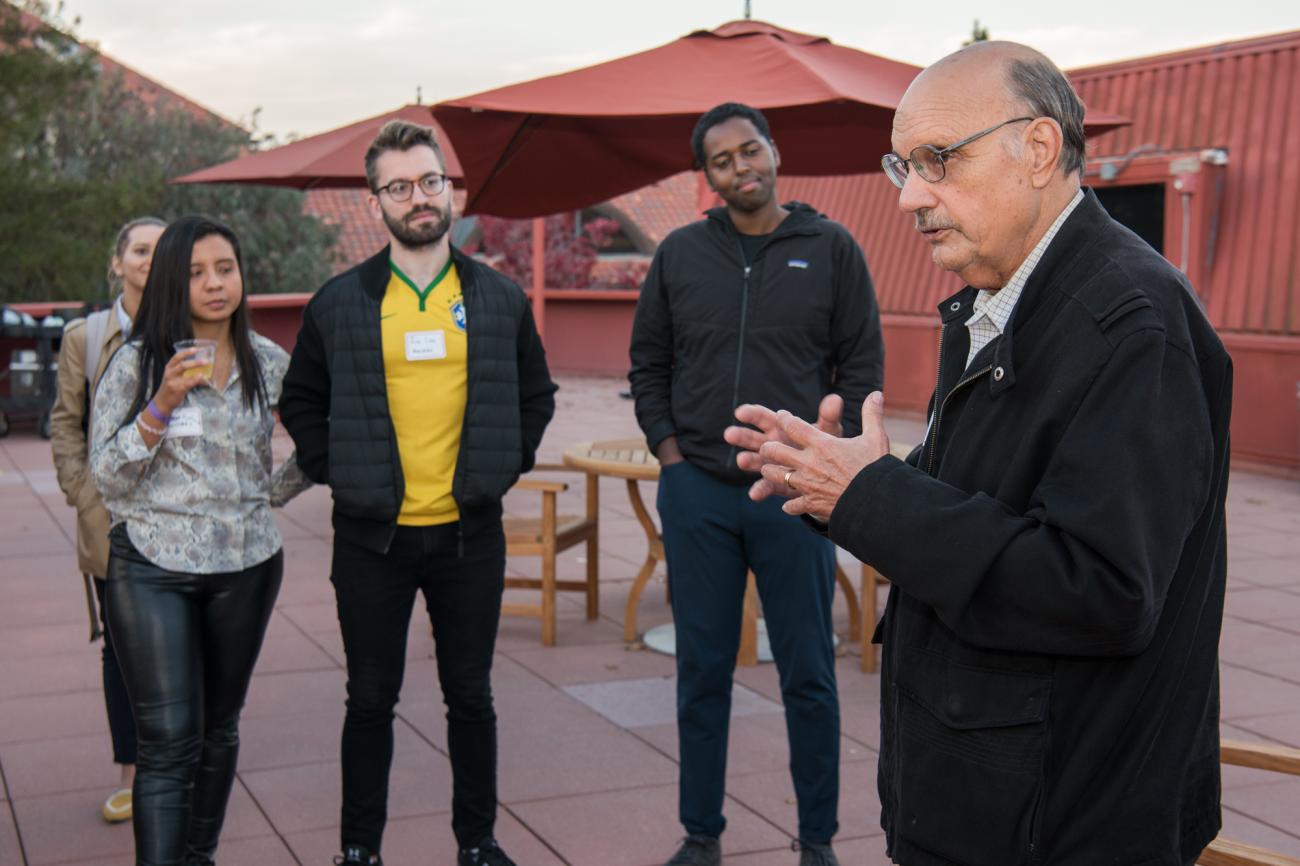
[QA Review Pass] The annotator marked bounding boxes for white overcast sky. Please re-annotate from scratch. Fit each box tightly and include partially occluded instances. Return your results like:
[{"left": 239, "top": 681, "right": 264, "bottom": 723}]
[{"left": 63, "top": 0, "right": 1298, "bottom": 139}]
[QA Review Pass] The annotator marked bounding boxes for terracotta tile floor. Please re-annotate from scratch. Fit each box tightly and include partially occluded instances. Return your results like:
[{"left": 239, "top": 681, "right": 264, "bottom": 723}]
[{"left": 1, "top": 373, "right": 1297, "bottom": 865}]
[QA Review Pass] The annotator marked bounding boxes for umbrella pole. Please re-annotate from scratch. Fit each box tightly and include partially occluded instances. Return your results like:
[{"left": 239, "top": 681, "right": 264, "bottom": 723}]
[{"left": 532, "top": 216, "right": 546, "bottom": 339}]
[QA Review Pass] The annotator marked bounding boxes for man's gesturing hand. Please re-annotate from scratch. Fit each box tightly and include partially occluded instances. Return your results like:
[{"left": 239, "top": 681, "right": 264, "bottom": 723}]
[
  {"left": 755, "top": 392, "right": 891, "bottom": 521},
  {"left": 724, "top": 393, "right": 843, "bottom": 501}
]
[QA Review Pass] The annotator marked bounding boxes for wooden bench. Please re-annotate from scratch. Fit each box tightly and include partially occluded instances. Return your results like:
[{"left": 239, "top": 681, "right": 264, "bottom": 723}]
[{"left": 1197, "top": 739, "right": 1300, "bottom": 865}]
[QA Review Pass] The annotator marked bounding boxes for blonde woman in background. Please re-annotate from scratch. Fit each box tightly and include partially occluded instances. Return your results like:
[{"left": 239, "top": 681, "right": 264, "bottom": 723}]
[{"left": 50, "top": 216, "right": 167, "bottom": 823}]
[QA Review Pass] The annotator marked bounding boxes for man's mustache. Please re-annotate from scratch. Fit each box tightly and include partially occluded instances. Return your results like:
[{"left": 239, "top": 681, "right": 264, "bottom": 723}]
[
  {"left": 406, "top": 206, "right": 444, "bottom": 222},
  {"left": 915, "top": 211, "right": 955, "bottom": 232}
]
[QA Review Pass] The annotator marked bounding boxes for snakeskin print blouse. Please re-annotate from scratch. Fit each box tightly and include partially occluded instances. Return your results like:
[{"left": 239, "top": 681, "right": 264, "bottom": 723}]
[{"left": 90, "top": 333, "right": 311, "bottom": 574}]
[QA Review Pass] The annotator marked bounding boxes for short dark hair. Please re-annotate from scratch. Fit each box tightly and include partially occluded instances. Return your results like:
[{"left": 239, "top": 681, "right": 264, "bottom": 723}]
[
  {"left": 691, "top": 103, "right": 773, "bottom": 168},
  {"left": 364, "top": 120, "right": 446, "bottom": 191},
  {"left": 1005, "top": 57, "right": 1087, "bottom": 176}
]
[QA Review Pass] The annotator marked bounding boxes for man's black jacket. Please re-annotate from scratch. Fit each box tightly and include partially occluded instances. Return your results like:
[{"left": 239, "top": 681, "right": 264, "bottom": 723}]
[
  {"left": 629, "top": 202, "right": 882, "bottom": 484},
  {"left": 280, "top": 245, "right": 556, "bottom": 554},
  {"left": 831, "top": 191, "right": 1231, "bottom": 866}
]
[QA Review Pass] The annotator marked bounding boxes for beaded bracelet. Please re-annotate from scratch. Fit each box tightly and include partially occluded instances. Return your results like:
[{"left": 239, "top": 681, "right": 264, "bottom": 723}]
[
  {"left": 146, "top": 399, "right": 171, "bottom": 424},
  {"left": 136, "top": 413, "right": 167, "bottom": 437}
]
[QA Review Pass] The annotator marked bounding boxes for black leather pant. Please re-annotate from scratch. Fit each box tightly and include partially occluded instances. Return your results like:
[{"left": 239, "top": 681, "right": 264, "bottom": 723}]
[{"left": 106, "top": 525, "right": 283, "bottom": 866}]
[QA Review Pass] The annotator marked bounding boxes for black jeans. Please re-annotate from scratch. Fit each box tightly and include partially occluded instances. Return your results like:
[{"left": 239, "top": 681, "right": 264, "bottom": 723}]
[
  {"left": 333, "top": 520, "right": 506, "bottom": 853},
  {"left": 657, "top": 460, "right": 840, "bottom": 844},
  {"left": 106, "top": 525, "right": 283, "bottom": 866},
  {"left": 94, "top": 575, "right": 138, "bottom": 765}
]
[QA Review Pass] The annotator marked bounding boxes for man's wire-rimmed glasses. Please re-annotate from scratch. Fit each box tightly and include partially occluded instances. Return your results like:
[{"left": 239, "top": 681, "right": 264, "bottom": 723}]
[
  {"left": 881, "top": 117, "right": 1034, "bottom": 189},
  {"left": 374, "top": 172, "right": 448, "bottom": 201}
]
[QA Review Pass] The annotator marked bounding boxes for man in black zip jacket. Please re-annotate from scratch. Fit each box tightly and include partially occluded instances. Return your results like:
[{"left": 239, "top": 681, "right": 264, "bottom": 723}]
[
  {"left": 728, "top": 44, "right": 1231, "bottom": 866},
  {"left": 279, "top": 121, "right": 555, "bottom": 866},
  {"left": 629, "top": 103, "right": 883, "bottom": 866}
]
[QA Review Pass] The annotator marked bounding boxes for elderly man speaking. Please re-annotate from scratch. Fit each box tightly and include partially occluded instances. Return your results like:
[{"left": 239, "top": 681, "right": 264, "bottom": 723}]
[{"left": 725, "top": 41, "right": 1232, "bottom": 866}]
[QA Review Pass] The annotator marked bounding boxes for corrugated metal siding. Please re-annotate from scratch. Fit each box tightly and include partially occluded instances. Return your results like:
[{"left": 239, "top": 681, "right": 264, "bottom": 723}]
[{"left": 1072, "top": 31, "right": 1300, "bottom": 334}]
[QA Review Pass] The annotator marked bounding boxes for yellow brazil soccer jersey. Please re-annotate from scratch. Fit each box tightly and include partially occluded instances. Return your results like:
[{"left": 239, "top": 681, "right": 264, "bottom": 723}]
[{"left": 381, "top": 259, "right": 468, "bottom": 525}]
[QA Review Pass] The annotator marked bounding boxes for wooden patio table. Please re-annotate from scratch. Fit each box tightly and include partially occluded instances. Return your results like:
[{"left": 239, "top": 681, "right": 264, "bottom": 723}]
[
  {"left": 561, "top": 436, "right": 867, "bottom": 666},
  {"left": 561, "top": 437, "right": 668, "bottom": 644}
]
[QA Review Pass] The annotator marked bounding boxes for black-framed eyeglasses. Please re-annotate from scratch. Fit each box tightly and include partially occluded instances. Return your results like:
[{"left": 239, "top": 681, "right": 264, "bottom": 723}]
[
  {"left": 374, "top": 172, "right": 448, "bottom": 201},
  {"left": 881, "top": 117, "right": 1034, "bottom": 189}
]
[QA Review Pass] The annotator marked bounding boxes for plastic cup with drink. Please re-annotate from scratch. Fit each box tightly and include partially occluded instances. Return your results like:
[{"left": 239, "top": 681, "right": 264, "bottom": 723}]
[{"left": 174, "top": 339, "right": 217, "bottom": 382}]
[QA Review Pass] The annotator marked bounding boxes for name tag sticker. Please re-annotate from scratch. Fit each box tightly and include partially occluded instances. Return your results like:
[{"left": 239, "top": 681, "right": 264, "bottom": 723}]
[
  {"left": 166, "top": 407, "right": 203, "bottom": 439},
  {"left": 405, "top": 329, "right": 447, "bottom": 361}
]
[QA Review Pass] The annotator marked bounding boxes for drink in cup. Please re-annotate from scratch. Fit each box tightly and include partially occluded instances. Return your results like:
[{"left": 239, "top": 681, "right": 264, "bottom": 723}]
[{"left": 174, "top": 339, "right": 217, "bottom": 380}]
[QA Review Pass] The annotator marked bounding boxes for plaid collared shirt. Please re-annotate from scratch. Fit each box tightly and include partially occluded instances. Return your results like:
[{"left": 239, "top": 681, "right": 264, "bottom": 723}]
[{"left": 963, "top": 189, "right": 1085, "bottom": 369}]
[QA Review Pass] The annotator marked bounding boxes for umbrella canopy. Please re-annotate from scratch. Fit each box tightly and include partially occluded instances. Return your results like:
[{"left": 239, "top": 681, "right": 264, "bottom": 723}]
[
  {"left": 173, "top": 104, "right": 462, "bottom": 189},
  {"left": 434, "top": 20, "right": 1128, "bottom": 218}
]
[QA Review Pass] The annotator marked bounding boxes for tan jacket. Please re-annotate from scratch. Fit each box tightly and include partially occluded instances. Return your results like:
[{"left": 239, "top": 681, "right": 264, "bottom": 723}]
[{"left": 49, "top": 310, "right": 126, "bottom": 578}]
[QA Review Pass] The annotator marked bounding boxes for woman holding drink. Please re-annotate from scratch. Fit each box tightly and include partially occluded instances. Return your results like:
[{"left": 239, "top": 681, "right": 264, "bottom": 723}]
[{"left": 90, "top": 215, "right": 309, "bottom": 866}]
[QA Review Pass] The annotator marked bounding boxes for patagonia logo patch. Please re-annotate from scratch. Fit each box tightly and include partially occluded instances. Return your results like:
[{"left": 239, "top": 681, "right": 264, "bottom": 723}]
[{"left": 787, "top": 259, "right": 809, "bottom": 269}]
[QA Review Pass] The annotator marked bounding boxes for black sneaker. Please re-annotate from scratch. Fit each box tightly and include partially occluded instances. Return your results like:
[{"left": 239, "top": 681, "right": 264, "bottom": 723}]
[
  {"left": 458, "top": 837, "right": 517, "bottom": 866},
  {"left": 792, "top": 839, "right": 840, "bottom": 866},
  {"left": 333, "top": 845, "right": 382, "bottom": 865},
  {"left": 664, "top": 834, "right": 721, "bottom": 866}
]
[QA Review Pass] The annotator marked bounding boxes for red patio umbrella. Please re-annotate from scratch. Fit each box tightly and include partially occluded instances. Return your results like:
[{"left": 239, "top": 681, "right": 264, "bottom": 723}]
[
  {"left": 173, "top": 104, "right": 462, "bottom": 188},
  {"left": 433, "top": 20, "right": 1128, "bottom": 218}
]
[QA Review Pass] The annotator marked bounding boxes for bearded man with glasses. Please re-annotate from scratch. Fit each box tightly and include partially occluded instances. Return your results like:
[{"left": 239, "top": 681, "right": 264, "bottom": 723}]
[
  {"left": 281, "top": 120, "right": 556, "bottom": 866},
  {"left": 725, "top": 41, "right": 1231, "bottom": 866}
]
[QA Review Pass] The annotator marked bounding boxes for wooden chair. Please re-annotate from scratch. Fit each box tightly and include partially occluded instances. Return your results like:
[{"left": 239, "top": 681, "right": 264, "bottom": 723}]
[
  {"left": 860, "top": 564, "right": 890, "bottom": 673},
  {"left": 1197, "top": 740, "right": 1300, "bottom": 865},
  {"left": 735, "top": 563, "right": 864, "bottom": 666},
  {"left": 502, "top": 464, "right": 599, "bottom": 646}
]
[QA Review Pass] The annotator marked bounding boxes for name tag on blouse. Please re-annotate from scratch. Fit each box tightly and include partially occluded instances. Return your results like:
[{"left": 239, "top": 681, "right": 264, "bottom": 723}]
[
  {"left": 166, "top": 407, "right": 203, "bottom": 438},
  {"left": 405, "top": 329, "right": 447, "bottom": 362}
]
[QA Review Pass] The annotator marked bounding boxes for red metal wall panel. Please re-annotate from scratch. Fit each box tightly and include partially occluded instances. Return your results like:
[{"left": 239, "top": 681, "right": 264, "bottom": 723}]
[{"left": 1072, "top": 31, "right": 1300, "bottom": 336}]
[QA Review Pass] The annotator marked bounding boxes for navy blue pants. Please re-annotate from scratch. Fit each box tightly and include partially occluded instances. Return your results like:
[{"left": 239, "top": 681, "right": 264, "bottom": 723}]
[{"left": 657, "top": 460, "right": 840, "bottom": 844}]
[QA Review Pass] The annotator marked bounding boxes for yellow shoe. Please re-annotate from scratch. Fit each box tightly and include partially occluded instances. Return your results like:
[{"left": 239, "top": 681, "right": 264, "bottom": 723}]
[{"left": 102, "top": 787, "right": 132, "bottom": 823}]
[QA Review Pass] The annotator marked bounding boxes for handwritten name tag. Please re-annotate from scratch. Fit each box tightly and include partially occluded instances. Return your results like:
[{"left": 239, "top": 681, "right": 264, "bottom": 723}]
[
  {"left": 405, "top": 330, "right": 447, "bottom": 362},
  {"left": 166, "top": 407, "right": 203, "bottom": 439}
]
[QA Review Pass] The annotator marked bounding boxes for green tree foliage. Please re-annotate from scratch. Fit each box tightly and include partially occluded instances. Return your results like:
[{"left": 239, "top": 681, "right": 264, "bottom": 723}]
[{"left": 0, "top": 2, "right": 338, "bottom": 302}]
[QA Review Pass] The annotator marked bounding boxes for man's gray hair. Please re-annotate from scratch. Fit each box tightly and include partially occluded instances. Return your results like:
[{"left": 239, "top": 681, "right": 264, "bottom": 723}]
[{"left": 1006, "top": 57, "right": 1087, "bottom": 176}]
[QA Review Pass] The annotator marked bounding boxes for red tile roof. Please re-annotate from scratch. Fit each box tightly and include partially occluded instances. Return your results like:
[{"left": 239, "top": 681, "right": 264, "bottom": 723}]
[
  {"left": 303, "top": 189, "right": 386, "bottom": 274},
  {"left": 605, "top": 172, "right": 701, "bottom": 247}
]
